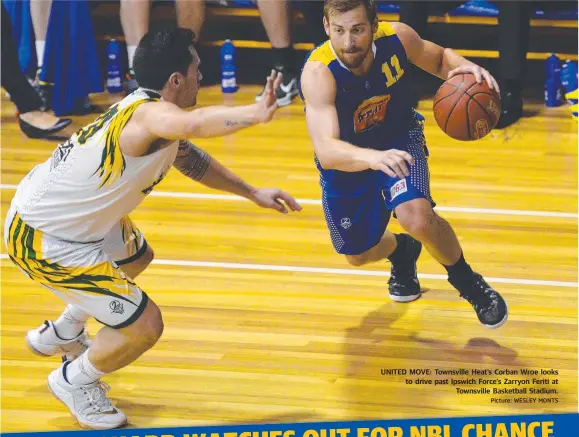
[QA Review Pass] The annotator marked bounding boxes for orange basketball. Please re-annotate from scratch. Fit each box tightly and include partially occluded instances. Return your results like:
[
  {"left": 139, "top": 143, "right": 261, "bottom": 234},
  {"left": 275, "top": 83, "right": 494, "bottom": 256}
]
[{"left": 433, "top": 73, "right": 501, "bottom": 141}]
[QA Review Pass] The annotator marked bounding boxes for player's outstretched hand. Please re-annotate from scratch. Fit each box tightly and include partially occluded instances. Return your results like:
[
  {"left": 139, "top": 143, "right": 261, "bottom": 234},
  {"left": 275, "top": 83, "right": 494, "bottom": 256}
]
[
  {"left": 369, "top": 149, "right": 415, "bottom": 179},
  {"left": 447, "top": 64, "right": 500, "bottom": 93},
  {"left": 254, "top": 70, "right": 283, "bottom": 123},
  {"left": 250, "top": 188, "right": 303, "bottom": 214}
]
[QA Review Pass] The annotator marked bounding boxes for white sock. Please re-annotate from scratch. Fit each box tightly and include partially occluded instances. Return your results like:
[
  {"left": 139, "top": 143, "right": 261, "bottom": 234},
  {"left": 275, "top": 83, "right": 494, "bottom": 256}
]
[
  {"left": 127, "top": 45, "right": 137, "bottom": 70},
  {"left": 64, "top": 351, "right": 106, "bottom": 386},
  {"left": 54, "top": 305, "right": 90, "bottom": 339},
  {"left": 35, "top": 41, "right": 46, "bottom": 68}
]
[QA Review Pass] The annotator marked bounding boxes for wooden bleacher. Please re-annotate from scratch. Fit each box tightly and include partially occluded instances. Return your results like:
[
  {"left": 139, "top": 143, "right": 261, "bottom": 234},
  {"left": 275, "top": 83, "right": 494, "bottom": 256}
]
[{"left": 89, "top": 1, "right": 577, "bottom": 92}]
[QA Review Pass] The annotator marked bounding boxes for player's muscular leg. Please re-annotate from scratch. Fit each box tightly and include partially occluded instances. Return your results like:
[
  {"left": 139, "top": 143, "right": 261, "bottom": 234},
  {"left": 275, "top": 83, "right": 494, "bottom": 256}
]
[
  {"left": 117, "top": 244, "right": 155, "bottom": 279},
  {"left": 345, "top": 231, "right": 397, "bottom": 266},
  {"left": 395, "top": 198, "right": 462, "bottom": 266},
  {"left": 87, "top": 298, "right": 163, "bottom": 373}
]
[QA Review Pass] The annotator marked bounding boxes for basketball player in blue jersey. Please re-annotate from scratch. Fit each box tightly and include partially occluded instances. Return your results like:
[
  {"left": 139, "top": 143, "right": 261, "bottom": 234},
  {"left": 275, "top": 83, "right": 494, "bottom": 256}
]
[{"left": 299, "top": 0, "right": 507, "bottom": 328}]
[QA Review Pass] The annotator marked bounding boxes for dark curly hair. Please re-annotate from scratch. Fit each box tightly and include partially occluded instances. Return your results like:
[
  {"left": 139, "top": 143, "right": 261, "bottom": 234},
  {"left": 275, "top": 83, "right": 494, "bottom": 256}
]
[{"left": 133, "top": 27, "right": 196, "bottom": 90}]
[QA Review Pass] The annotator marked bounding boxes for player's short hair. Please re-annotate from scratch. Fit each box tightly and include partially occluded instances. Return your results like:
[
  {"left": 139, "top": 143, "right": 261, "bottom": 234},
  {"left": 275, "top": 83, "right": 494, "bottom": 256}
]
[
  {"left": 323, "top": 0, "right": 377, "bottom": 24},
  {"left": 133, "top": 27, "right": 197, "bottom": 90}
]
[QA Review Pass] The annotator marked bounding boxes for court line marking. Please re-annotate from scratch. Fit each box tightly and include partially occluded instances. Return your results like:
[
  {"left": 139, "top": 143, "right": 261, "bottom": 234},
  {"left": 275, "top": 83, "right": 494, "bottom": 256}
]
[
  {"left": 0, "top": 254, "right": 576, "bottom": 288},
  {"left": 0, "top": 184, "right": 576, "bottom": 219}
]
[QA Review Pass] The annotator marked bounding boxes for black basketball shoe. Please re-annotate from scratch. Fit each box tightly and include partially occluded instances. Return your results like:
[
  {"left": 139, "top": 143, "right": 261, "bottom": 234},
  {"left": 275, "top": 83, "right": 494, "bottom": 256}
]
[
  {"left": 449, "top": 273, "right": 508, "bottom": 328},
  {"left": 388, "top": 234, "right": 422, "bottom": 302},
  {"left": 255, "top": 63, "right": 299, "bottom": 107}
]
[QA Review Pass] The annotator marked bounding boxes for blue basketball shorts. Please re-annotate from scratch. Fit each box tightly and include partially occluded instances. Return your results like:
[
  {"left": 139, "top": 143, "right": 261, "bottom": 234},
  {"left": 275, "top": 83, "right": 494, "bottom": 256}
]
[{"left": 321, "top": 114, "right": 435, "bottom": 256}]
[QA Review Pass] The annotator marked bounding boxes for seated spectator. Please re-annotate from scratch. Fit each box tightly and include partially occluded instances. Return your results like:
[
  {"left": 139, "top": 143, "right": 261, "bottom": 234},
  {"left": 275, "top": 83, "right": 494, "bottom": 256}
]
[
  {"left": 398, "top": 0, "right": 578, "bottom": 128},
  {"left": 1, "top": 3, "right": 70, "bottom": 138},
  {"left": 121, "top": 0, "right": 206, "bottom": 93}
]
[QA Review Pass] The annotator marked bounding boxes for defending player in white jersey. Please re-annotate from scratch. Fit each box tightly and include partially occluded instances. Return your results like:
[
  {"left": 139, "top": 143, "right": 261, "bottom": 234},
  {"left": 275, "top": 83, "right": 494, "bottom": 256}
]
[{"left": 4, "top": 27, "right": 301, "bottom": 429}]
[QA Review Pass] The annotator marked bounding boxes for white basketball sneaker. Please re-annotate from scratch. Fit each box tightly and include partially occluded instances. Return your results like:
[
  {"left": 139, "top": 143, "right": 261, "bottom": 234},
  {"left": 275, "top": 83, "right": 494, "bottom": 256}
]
[
  {"left": 26, "top": 320, "right": 91, "bottom": 360},
  {"left": 48, "top": 363, "right": 128, "bottom": 429}
]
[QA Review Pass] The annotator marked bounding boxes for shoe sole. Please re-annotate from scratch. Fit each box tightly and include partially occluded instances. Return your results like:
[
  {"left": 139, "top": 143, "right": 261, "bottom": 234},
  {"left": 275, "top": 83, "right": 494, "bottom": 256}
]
[
  {"left": 483, "top": 301, "right": 509, "bottom": 329},
  {"left": 47, "top": 372, "right": 128, "bottom": 430},
  {"left": 389, "top": 293, "right": 421, "bottom": 303}
]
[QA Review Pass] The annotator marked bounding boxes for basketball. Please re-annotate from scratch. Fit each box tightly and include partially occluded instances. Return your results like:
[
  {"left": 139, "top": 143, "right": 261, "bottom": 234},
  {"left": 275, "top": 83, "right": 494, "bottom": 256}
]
[{"left": 433, "top": 73, "right": 502, "bottom": 141}]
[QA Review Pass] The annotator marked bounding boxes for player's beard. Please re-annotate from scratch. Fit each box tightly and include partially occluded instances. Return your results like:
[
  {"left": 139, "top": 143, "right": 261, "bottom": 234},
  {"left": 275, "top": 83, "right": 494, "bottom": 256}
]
[{"left": 339, "top": 46, "right": 370, "bottom": 70}]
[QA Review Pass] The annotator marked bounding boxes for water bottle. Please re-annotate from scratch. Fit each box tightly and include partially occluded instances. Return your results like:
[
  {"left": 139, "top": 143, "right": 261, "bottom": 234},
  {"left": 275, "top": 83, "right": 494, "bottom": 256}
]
[
  {"left": 561, "top": 60, "right": 578, "bottom": 119},
  {"left": 106, "top": 39, "right": 123, "bottom": 94},
  {"left": 544, "top": 54, "right": 564, "bottom": 107},
  {"left": 560, "top": 60, "right": 578, "bottom": 99},
  {"left": 220, "top": 39, "right": 237, "bottom": 93}
]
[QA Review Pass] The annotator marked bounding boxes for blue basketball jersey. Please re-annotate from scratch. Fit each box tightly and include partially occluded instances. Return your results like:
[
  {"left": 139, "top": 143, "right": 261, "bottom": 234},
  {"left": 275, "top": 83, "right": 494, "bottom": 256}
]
[
  {"left": 300, "top": 22, "right": 415, "bottom": 149},
  {"left": 299, "top": 22, "right": 419, "bottom": 193}
]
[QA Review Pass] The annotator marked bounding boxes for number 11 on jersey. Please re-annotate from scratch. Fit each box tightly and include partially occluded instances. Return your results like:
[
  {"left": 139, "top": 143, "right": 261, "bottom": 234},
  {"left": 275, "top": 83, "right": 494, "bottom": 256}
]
[{"left": 382, "top": 55, "right": 405, "bottom": 88}]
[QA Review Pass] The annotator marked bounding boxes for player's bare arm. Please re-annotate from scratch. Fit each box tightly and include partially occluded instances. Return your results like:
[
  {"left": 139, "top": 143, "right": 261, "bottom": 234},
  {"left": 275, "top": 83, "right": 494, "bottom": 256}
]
[
  {"left": 134, "top": 70, "right": 283, "bottom": 144},
  {"left": 302, "top": 61, "right": 414, "bottom": 178},
  {"left": 392, "top": 22, "right": 500, "bottom": 92},
  {"left": 173, "top": 140, "right": 302, "bottom": 215}
]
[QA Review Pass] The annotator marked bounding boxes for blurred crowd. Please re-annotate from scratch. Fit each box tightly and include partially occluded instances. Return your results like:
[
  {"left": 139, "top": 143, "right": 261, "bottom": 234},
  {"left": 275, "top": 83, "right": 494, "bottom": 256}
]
[{"left": 1, "top": 0, "right": 577, "bottom": 138}]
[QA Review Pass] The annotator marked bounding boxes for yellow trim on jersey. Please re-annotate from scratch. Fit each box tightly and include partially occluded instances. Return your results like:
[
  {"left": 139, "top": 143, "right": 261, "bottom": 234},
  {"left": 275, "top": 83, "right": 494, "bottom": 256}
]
[
  {"left": 120, "top": 216, "right": 141, "bottom": 258},
  {"left": 374, "top": 21, "right": 396, "bottom": 40},
  {"left": 75, "top": 103, "right": 120, "bottom": 146},
  {"left": 7, "top": 213, "right": 21, "bottom": 258},
  {"left": 7, "top": 212, "right": 46, "bottom": 279},
  {"left": 308, "top": 22, "right": 394, "bottom": 65},
  {"left": 308, "top": 41, "right": 336, "bottom": 66},
  {"left": 6, "top": 213, "right": 141, "bottom": 302},
  {"left": 96, "top": 98, "right": 157, "bottom": 188}
]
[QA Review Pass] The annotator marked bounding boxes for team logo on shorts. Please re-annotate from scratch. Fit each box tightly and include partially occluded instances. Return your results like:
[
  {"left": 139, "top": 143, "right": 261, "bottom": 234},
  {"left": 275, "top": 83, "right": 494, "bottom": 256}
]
[
  {"left": 340, "top": 217, "right": 352, "bottom": 229},
  {"left": 110, "top": 300, "right": 124, "bottom": 315},
  {"left": 353, "top": 95, "right": 391, "bottom": 133},
  {"left": 390, "top": 178, "right": 408, "bottom": 201}
]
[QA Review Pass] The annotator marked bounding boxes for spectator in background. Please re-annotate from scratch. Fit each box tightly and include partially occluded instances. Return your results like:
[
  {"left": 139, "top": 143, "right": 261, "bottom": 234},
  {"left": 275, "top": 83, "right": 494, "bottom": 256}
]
[
  {"left": 398, "top": 0, "right": 576, "bottom": 128},
  {"left": 491, "top": 1, "right": 576, "bottom": 127},
  {"left": 121, "top": 0, "right": 206, "bottom": 94},
  {"left": 1, "top": 2, "right": 71, "bottom": 138},
  {"left": 397, "top": 1, "right": 463, "bottom": 114},
  {"left": 120, "top": 0, "right": 324, "bottom": 106},
  {"left": 30, "top": 0, "right": 52, "bottom": 107},
  {"left": 255, "top": 0, "right": 326, "bottom": 107},
  {"left": 254, "top": 0, "right": 300, "bottom": 106}
]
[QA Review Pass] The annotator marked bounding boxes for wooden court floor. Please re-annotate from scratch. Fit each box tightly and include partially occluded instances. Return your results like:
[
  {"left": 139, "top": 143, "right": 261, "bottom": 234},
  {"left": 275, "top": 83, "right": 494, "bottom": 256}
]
[{"left": 1, "top": 87, "right": 577, "bottom": 431}]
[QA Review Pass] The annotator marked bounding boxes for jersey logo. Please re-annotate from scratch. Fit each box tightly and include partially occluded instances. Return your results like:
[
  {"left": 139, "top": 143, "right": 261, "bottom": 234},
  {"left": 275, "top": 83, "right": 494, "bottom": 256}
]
[
  {"left": 142, "top": 165, "right": 171, "bottom": 195},
  {"left": 50, "top": 140, "right": 74, "bottom": 170},
  {"left": 353, "top": 95, "right": 391, "bottom": 133}
]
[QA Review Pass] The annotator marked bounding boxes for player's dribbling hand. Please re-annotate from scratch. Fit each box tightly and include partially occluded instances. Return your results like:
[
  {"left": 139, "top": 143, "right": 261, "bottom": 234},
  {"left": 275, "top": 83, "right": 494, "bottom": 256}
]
[
  {"left": 250, "top": 188, "right": 303, "bottom": 214},
  {"left": 254, "top": 70, "right": 284, "bottom": 123},
  {"left": 370, "top": 149, "right": 415, "bottom": 179},
  {"left": 447, "top": 65, "right": 500, "bottom": 93}
]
